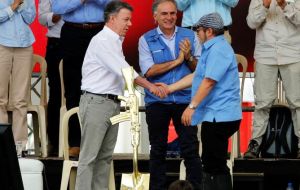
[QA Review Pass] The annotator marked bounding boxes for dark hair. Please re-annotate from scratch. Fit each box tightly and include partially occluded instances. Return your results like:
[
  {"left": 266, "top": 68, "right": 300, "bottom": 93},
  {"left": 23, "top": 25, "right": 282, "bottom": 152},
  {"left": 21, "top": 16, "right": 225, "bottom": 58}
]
[
  {"left": 104, "top": 1, "right": 133, "bottom": 23},
  {"left": 168, "top": 180, "right": 194, "bottom": 190},
  {"left": 152, "top": 0, "right": 177, "bottom": 13}
]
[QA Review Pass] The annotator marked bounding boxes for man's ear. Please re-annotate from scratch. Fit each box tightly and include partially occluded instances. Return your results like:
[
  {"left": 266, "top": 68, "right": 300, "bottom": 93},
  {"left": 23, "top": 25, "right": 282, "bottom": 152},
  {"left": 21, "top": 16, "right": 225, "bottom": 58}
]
[{"left": 206, "top": 28, "right": 213, "bottom": 37}]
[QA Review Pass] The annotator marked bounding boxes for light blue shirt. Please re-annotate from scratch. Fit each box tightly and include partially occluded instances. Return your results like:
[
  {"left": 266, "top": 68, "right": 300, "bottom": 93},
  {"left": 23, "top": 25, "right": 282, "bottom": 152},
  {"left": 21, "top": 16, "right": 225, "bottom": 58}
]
[
  {"left": 51, "top": 0, "right": 110, "bottom": 23},
  {"left": 0, "top": 0, "right": 35, "bottom": 47},
  {"left": 191, "top": 35, "right": 242, "bottom": 125},
  {"left": 175, "top": 0, "right": 239, "bottom": 27}
]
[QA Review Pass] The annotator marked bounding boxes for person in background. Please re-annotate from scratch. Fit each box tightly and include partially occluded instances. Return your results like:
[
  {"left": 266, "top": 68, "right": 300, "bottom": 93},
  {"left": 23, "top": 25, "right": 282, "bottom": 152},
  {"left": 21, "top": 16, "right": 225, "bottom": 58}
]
[
  {"left": 51, "top": 0, "right": 111, "bottom": 157},
  {"left": 244, "top": 0, "right": 300, "bottom": 159},
  {"left": 168, "top": 180, "right": 194, "bottom": 190},
  {"left": 138, "top": 0, "right": 202, "bottom": 189},
  {"left": 175, "top": 0, "right": 239, "bottom": 43},
  {"left": 38, "top": 0, "right": 64, "bottom": 156},
  {"left": 158, "top": 12, "right": 242, "bottom": 190},
  {"left": 75, "top": 1, "right": 164, "bottom": 189},
  {"left": 0, "top": 0, "right": 36, "bottom": 150}
]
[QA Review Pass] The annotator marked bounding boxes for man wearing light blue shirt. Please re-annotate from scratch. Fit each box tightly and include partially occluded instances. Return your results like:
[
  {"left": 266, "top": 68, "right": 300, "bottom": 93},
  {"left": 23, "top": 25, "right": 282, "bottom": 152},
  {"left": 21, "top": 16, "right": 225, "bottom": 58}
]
[
  {"left": 0, "top": 0, "right": 35, "bottom": 149},
  {"left": 163, "top": 13, "right": 242, "bottom": 190},
  {"left": 51, "top": 0, "right": 111, "bottom": 157},
  {"left": 175, "top": 0, "right": 239, "bottom": 43}
]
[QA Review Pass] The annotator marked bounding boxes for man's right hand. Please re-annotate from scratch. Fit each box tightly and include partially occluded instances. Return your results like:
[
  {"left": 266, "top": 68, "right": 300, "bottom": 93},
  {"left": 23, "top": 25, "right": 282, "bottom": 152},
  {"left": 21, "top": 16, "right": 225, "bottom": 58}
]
[
  {"left": 263, "top": 0, "right": 272, "bottom": 8},
  {"left": 52, "top": 14, "right": 61, "bottom": 24},
  {"left": 175, "top": 51, "right": 185, "bottom": 66},
  {"left": 11, "top": 0, "right": 23, "bottom": 11}
]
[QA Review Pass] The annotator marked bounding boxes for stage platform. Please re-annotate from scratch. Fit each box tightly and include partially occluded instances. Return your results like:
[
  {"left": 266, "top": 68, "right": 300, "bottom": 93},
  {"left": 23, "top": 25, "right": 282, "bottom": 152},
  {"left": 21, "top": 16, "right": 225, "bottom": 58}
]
[{"left": 36, "top": 154, "right": 300, "bottom": 190}]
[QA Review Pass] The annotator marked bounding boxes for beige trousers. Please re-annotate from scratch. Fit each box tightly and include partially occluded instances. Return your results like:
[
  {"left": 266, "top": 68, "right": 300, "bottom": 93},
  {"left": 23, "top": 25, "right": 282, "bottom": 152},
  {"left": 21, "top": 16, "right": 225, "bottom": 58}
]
[
  {"left": 252, "top": 62, "right": 300, "bottom": 147},
  {"left": 0, "top": 45, "right": 32, "bottom": 144}
]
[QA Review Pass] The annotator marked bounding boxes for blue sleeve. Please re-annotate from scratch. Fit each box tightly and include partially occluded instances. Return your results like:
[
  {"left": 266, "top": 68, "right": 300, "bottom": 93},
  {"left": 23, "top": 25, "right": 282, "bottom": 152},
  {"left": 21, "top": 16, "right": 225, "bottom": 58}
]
[
  {"left": 90, "top": 0, "right": 111, "bottom": 6},
  {"left": 175, "top": 0, "right": 192, "bottom": 11},
  {"left": 217, "top": 0, "right": 239, "bottom": 8},
  {"left": 51, "top": 0, "right": 82, "bottom": 14},
  {"left": 0, "top": 6, "right": 13, "bottom": 23},
  {"left": 138, "top": 36, "right": 155, "bottom": 76},
  {"left": 205, "top": 48, "right": 232, "bottom": 82},
  {"left": 18, "top": 0, "right": 36, "bottom": 25}
]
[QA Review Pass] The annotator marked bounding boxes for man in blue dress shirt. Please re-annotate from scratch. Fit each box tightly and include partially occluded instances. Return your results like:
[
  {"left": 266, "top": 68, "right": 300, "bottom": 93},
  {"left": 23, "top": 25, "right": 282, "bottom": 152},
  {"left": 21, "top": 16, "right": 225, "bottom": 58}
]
[
  {"left": 51, "top": 0, "right": 111, "bottom": 157},
  {"left": 161, "top": 13, "right": 242, "bottom": 190},
  {"left": 0, "top": 0, "right": 35, "bottom": 149},
  {"left": 175, "top": 0, "right": 239, "bottom": 43}
]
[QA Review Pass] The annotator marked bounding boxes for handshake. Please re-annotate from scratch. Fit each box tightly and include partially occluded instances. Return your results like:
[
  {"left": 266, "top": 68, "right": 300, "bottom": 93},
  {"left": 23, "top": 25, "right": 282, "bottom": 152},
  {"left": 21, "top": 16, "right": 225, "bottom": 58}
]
[{"left": 148, "top": 83, "right": 171, "bottom": 99}]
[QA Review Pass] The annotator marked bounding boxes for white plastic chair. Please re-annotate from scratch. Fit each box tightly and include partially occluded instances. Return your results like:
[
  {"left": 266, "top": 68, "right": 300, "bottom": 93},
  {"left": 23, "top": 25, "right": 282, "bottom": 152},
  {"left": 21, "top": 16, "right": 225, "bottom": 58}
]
[
  {"left": 60, "top": 107, "right": 116, "bottom": 190},
  {"left": 8, "top": 54, "right": 48, "bottom": 157},
  {"left": 58, "top": 60, "right": 67, "bottom": 157}
]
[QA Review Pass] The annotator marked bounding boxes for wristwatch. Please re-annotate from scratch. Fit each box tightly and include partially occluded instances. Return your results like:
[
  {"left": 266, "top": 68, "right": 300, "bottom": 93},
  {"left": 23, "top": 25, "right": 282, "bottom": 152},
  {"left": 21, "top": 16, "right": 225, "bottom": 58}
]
[
  {"left": 188, "top": 55, "right": 194, "bottom": 63},
  {"left": 188, "top": 103, "right": 197, "bottom": 110}
]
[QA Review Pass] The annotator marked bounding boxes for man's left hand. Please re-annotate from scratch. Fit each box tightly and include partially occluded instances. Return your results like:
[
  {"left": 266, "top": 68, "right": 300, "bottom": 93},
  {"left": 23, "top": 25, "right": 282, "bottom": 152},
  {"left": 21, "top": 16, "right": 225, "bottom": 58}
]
[{"left": 181, "top": 107, "right": 195, "bottom": 126}]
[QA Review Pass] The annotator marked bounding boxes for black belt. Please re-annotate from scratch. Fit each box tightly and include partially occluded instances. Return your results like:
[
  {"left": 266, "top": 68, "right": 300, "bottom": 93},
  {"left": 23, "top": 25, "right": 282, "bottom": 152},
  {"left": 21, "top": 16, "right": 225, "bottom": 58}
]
[
  {"left": 82, "top": 91, "right": 120, "bottom": 102},
  {"left": 64, "top": 21, "right": 104, "bottom": 30}
]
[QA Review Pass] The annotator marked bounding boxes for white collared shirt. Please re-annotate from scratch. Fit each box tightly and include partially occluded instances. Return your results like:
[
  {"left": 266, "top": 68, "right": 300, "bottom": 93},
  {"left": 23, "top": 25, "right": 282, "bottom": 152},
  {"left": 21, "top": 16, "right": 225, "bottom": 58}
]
[
  {"left": 81, "top": 26, "right": 139, "bottom": 96},
  {"left": 38, "top": 0, "right": 64, "bottom": 38}
]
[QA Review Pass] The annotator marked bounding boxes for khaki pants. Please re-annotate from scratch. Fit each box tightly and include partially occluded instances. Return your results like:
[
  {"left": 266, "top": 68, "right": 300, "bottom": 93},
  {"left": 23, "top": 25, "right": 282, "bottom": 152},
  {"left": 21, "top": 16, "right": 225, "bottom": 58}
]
[
  {"left": 0, "top": 45, "right": 32, "bottom": 144},
  {"left": 252, "top": 62, "right": 300, "bottom": 147}
]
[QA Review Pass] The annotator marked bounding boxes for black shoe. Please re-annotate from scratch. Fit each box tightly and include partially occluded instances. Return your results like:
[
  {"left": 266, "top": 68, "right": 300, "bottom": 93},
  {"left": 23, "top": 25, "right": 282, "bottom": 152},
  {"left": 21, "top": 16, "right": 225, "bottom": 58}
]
[{"left": 244, "top": 140, "right": 260, "bottom": 159}]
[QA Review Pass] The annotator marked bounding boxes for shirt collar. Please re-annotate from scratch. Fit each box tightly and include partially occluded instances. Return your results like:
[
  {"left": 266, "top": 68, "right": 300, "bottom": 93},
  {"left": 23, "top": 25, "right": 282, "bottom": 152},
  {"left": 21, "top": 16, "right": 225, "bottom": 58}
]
[
  {"left": 103, "top": 26, "right": 124, "bottom": 43},
  {"left": 203, "top": 35, "right": 225, "bottom": 50},
  {"left": 156, "top": 26, "right": 178, "bottom": 40}
]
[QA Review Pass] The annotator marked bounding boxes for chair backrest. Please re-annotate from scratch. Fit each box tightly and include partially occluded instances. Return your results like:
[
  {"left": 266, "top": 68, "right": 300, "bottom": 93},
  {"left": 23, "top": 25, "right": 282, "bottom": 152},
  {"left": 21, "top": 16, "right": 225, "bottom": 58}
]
[
  {"left": 62, "top": 107, "right": 81, "bottom": 160},
  {"left": 59, "top": 60, "right": 66, "bottom": 107},
  {"left": 235, "top": 54, "right": 248, "bottom": 102},
  {"left": 29, "top": 54, "right": 47, "bottom": 106},
  {"left": 230, "top": 54, "right": 248, "bottom": 160}
]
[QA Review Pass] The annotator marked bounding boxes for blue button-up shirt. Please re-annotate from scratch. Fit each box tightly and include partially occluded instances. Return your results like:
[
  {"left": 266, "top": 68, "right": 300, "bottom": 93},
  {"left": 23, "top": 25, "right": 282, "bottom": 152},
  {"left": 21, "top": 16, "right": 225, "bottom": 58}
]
[
  {"left": 0, "top": 0, "right": 35, "bottom": 47},
  {"left": 51, "top": 0, "right": 110, "bottom": 23},
  {"left": 191, "top": 35, "right": 242, "bottom": 125},
  {"left": 175, "top": 0, "right": 239, "bottom": 27}
]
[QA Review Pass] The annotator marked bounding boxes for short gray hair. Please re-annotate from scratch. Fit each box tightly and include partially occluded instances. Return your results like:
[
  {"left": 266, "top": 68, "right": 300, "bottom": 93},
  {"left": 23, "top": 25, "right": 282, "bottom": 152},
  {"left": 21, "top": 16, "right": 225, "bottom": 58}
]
[
  {"left": 152, "top": 0, "right": 177, "bottom": 14},
  {"left": 104, "top": 1, "right": 133, "bottom": 23}
]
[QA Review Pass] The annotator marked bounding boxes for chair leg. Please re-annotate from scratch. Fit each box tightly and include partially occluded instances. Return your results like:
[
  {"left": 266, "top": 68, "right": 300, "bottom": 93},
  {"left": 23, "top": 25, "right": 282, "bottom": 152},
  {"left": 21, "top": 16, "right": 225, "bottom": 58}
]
[
  {"left": 32, "top": 113, "right": 41, "bottom": 156},
  {"left": 69, "top": 168, "right": 77, "bottom": 190},
  {"left": 109, "top": 161, "right": 116, "bottom": 190},
  {"left": 38, "top": 106, "right": 48, "bottom": 157},
  {"left": 60, "top": 161, "right": 73, "bottom": 190},
  {"left": 59, "top": 106, "right": 67, "bottom": 157}
]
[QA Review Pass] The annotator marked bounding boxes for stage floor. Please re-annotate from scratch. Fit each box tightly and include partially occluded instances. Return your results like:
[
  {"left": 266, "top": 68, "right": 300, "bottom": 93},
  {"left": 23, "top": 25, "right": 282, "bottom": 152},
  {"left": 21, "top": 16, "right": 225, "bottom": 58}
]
[{"left": 36, "top": 154, "right": 300, "bottom": 190}]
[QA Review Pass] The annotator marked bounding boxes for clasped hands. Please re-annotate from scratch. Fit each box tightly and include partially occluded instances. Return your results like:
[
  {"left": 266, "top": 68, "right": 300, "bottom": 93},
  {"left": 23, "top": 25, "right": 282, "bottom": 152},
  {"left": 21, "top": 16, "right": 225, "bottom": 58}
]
[{"left": 263, "top": 0, "right": 287, "bottom": 9}]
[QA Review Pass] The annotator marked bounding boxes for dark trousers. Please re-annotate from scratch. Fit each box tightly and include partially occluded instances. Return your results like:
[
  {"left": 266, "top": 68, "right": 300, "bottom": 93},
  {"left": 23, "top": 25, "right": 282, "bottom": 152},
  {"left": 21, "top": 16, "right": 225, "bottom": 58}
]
[
  {"left": 45, "top": 37, "right": 63, "bottom": 151},
  {"left": 201, "top": 120, "right": 241, "bottom": 175},
  {"left": 146, "top": 103, "right": 202, "bottom": 190},
  {"left": 60, "top": 24, "right": 102, "bottom": 147}
]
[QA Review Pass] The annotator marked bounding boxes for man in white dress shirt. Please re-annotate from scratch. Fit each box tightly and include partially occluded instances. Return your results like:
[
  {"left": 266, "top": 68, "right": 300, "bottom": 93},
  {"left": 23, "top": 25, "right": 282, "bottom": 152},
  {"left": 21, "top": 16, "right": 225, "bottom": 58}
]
[{"left": 75, "top": 1, "right": 164, "bottom": 189}]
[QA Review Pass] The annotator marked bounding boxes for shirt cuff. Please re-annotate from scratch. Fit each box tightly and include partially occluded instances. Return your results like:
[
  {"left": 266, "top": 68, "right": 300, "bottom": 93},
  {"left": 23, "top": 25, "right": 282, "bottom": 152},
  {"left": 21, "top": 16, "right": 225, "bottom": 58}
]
[
  {"left": 5, "top": 6, "right": 14, "bottom": 18},
  {"left": 47, "top": 13, "right": 55, "bottom": 27}
]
